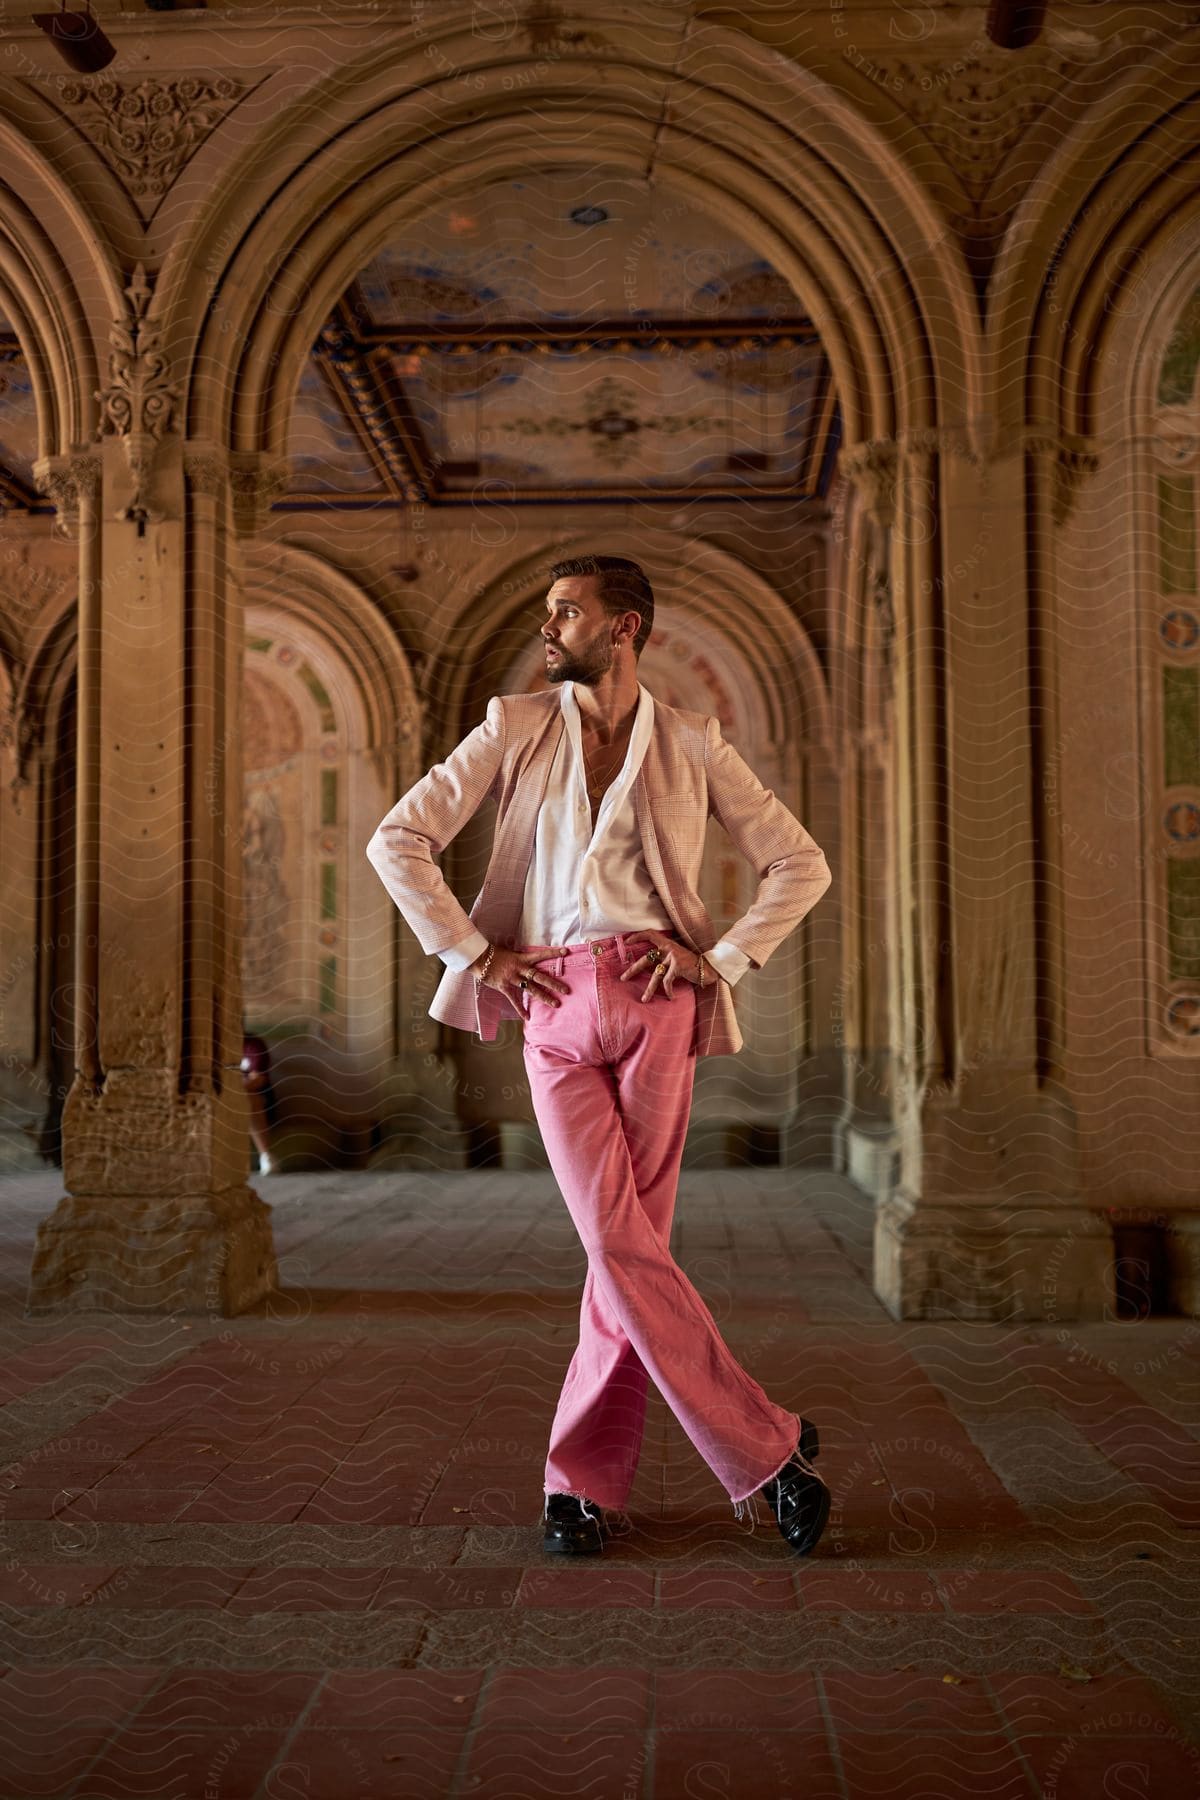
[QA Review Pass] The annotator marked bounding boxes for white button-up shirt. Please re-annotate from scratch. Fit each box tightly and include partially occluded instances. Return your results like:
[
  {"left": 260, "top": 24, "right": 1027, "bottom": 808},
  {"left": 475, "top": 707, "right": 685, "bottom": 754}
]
[{"left": 438, "top": 681, "right": 750, "bottom": 985}]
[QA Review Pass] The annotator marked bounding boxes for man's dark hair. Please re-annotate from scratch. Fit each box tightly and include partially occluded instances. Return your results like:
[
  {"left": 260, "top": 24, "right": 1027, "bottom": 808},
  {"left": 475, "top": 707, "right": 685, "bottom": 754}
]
[{"left": 548, "top": 554, "right": 655, "bottom": 656}]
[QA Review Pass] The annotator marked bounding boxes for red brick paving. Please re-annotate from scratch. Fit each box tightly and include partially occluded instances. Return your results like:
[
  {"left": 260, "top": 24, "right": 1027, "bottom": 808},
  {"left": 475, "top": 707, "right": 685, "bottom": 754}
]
[
  {"left": 307, "top": 1669, "right": 484, "bottom": 1729},
  {"left": 823, "top": 1671, "right": 1005, "bottom": 1734},
  {"left": 796, "top": 1567, "right": 943, "bottom": 1611},
  {"left": 514, "top": 1566, "right": 655, "bottom": 1608},
  {"left": 658, "top": 1567, "right": 799, "bottom": 1609},
  {"left": 0, "top": 1563, "right": 117, "bottom": 1605},
  {"left": 281, "top": 1725, "right": 470, "bottom": 1799},
  {"left": 460, "top": 1727, "right": 648, "bottom": 1800},
  {"left": 74, "top": 1723, "right": 291, "bottom": 1800},
  {"left": 477, "top": 1667, "right": 650, "bottom": 1731},
  {"left": 222, "top": 1564, "right": 389, "bottom": 1612},
  {"left": 837, "top": 1732, "right": 1034, "bottom": 1798},
  {"left": 656, "top": 1729, "right": 838, "bottom": 1798},
  {"left": 1016, "top": 1732, "right": 1200, "bottom": 1800},
  {"left": 370, "top": 1566, "right": 520, "bottom": 1610},
  {"left": 655, "top": 1669, "right": 823, "bottom": 1730},
  {"left": 933, "top": 1572, "right": 1096, "bottom": 1614},
  {"left": 0, "top": 1168, "right": 1196, "bottom": 1798}
]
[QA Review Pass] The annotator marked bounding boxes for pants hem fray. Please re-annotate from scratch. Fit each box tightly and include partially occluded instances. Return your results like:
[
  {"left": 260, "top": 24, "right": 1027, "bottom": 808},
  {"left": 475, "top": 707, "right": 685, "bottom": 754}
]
[
  {"left": 727, "top": 1416, "right": 803, "bottom": 1516},
  {"left": 543, "top": 1487, "right": 604, "bottom": 1523}
]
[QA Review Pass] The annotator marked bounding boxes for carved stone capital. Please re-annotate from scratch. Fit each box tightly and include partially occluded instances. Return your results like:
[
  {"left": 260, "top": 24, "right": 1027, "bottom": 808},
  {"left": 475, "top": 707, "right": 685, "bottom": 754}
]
[
  {"left": 838, "top": 439, "right": 899, "bottom": 529},
  {"left": 1021, "top": 429, "right": 1101, "bottom": 524},
  {"left": 228, "top": 454, "right": 291, "bottom": 536},
  {"left": 31, "top": 449, "right": 103, "bottom": 540},
  {"left": 183, "top": 447, "right": 230, "bottom": 501},
  {"left": 844, "top": 426, "right": 1100, "bottom": 527},
  {"left": 841, "top": 427, "right": 991, "bottom": 525}
]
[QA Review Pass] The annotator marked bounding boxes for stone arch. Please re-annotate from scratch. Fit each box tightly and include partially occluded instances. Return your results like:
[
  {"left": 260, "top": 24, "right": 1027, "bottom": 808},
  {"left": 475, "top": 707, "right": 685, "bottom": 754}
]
[
  {"left": 7, "top": 594, "right": 78, "bottom": 793},
  {"left": 157, "top": 18, "right": 979, "bottom": 462},
  {"left": 238, "top": 542, "right": 420, "bottom": 773},
  {"left": 1114, "top": 241, "right": 1200, "bottom": 434},
  {"left": 997, "top": 143, "right": 1200, "bottom": 1233},
  {"left": 0, "top": 99, "right": 128, "bottom": 457},
  {"left": 236, "top": 543, "right": 422, "bottom": 1082},
  {"left": 990, "top": 40, "right": 1200, "bottom": 440},
  {"left": 145, "top": 21, "right": 979, "bottom": 1169},
  {"left": 973, "top": 63, "right": 1200, "bottom": 1102},
  {"left": 1095, "top": 236, "right": 1200, "bottom": 1059},
  {"left": 825, "top": 474, "right": 895, "bottom": 800},
  {"left": 0, "top": 588, "right": 79, "bottom": 1165}
]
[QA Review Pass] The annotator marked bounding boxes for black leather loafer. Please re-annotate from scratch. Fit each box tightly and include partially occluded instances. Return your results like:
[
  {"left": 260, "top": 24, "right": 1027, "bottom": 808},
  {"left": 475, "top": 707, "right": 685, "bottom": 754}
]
[
  {"left": 542, "top": 1492, "right": 605, "bottom": 1555},
  {"left": 760, "top": 1419, "right": 830, "bottom": 1556}
]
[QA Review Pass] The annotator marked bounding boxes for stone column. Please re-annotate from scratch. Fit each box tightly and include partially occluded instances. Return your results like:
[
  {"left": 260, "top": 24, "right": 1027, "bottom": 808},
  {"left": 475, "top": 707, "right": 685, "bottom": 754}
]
[
  {"left": 781, "top": 735, "right": 843, "bottom": 1164},
  {"left": 0, "top": 710, "right": 55, "bottom": 1171},
  {"left": 362, "top": 699, "right": 472, "bottom": 1173},
  {"left": 828, "top": 459, "right": 902, "bottom": 1196},
  {"left": 25, "top": 409, "right": 277, "bottom": 1312},
  {"left": 867, "top": 429, "right": 1113, "bottom": 1319}
]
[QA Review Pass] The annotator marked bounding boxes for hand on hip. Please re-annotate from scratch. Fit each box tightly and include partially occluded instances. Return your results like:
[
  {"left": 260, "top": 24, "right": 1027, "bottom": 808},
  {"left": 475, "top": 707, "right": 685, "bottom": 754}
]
[
  {"left": 619, "top": 934, "right": 705, "bottom": 1001},
  {"left": 471, "top": 944, "right": 571, "bottom": 1008}
]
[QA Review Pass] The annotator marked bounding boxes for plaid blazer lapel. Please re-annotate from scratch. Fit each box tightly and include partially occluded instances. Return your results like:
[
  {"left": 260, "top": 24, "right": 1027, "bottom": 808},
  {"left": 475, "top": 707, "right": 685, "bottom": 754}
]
[
  {"left": 633, "top": 773, "right": 675, "bottom": 929},
  {"left": 478, "top": 704, "right": 565, "bottom": 944}
]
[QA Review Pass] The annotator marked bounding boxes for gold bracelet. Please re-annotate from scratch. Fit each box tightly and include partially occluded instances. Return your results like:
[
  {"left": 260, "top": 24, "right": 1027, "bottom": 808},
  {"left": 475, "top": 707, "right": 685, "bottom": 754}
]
[{"left": 474, "top": 944, "right": 497, "bottom": 985}]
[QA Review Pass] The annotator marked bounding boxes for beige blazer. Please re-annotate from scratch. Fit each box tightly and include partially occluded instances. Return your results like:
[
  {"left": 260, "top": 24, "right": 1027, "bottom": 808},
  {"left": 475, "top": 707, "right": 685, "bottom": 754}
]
[{"left": 365, "top": 688, "right": 832, "bottom": 1058}]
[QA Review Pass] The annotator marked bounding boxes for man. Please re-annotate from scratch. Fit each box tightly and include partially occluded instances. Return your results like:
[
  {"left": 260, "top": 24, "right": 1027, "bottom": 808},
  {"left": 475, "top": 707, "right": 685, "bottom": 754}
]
[{"left": 366, "top": 554, "right": 834, "bottom": 1557}]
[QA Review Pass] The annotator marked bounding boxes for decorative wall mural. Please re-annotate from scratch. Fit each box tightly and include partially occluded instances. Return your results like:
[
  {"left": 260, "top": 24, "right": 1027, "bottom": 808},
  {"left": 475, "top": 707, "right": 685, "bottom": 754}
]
[
  {"left": 1159, "top": 281, "right": 1200, "bottom": 406},
  {"left": 243, "top": 666, "right": 302, "bottom": 774},
  {"left": 241, "top": 649, "right": 341, "bottom": 1033},
  {"left": 242, "top": 786, "right": 289, "bottom": 1007},
  {"left": 1152, "top": 295, "right": 1200, "bottom": 1040}
]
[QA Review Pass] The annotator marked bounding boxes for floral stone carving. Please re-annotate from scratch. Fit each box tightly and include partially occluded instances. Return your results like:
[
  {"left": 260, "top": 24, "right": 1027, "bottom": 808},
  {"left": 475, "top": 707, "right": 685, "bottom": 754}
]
[{"left": 60, "top": 75, "right": 245, "bottom": 208}]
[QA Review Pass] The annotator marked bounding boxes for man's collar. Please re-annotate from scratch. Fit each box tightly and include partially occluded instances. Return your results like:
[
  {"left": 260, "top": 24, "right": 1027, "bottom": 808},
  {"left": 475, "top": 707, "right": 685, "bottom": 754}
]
[{"left": 559, "top": 679, "right": 652, "bottom": 723}]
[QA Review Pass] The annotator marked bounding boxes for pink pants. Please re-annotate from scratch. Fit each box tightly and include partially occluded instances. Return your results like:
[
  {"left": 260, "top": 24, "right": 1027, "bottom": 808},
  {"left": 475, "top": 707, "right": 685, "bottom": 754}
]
[{"left": 519, "top": 932, "right": 801, "bottom": 1514}]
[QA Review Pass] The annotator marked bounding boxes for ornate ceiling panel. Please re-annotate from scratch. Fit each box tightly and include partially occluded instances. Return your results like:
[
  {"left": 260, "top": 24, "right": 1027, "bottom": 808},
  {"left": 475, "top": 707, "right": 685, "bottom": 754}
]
[
  {"left": 284, "top": 171, "right": 838, "bottom": 508},
  {"left": 353, "top": 170, "right": 804, "bottom": 323},
  {"left": 389, "top": 345, "right": 825, "bottom": 495},
  {"left": 286, "top": 361, "right": 391, "bottom": 499}
]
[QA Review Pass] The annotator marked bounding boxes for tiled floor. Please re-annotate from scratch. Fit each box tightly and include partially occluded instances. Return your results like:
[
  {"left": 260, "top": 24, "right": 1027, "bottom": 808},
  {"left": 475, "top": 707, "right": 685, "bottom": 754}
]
[{"left": 0, "top": 1165, "right": 1197, "bottom": 1797}]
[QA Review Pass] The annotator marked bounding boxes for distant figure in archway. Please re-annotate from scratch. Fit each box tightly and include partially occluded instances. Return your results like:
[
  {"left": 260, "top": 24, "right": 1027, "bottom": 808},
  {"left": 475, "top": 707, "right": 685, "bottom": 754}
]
[
  {"left": 240, "top": 1023, "right": 276, "bottom": 1177},
  {"left": 367, "top": 555, "right": 833, "bottom": 1556}
]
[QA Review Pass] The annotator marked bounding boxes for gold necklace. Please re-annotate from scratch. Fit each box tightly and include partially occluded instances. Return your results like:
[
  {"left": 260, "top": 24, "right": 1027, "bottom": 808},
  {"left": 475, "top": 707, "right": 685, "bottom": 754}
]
[{"left": 583, "top": 736, "right": 626, "bottom": 801}]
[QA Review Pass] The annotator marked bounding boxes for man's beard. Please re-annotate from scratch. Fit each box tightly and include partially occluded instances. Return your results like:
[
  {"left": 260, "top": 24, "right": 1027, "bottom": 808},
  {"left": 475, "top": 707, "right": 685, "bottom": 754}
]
[{"left": 545, "top": 628, "right": 614, "bottom": 686}]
